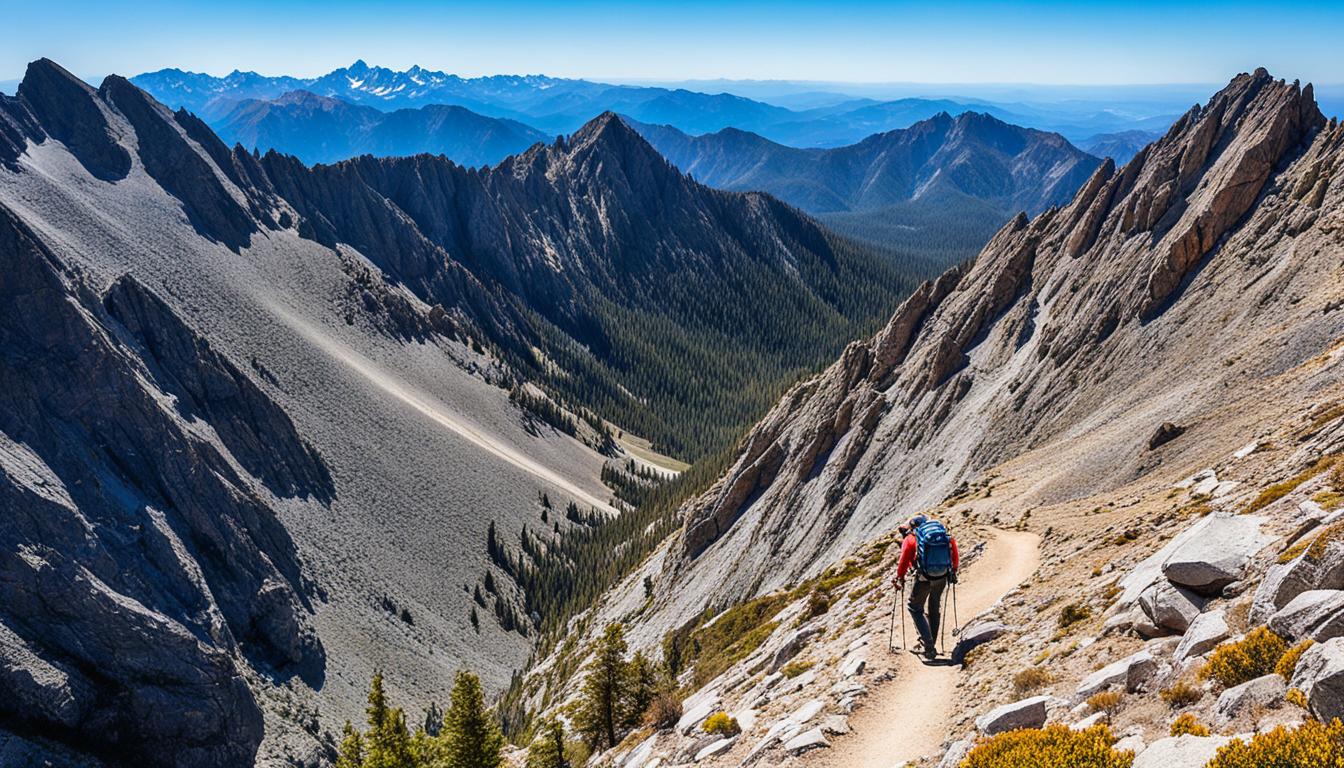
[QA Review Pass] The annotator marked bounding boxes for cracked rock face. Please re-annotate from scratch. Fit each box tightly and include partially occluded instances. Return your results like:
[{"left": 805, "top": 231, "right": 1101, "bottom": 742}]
[
  {"left": 0, "top": 185, "right": 323, "bottom": 765},
  {"left": 656, "top": 68, "right": 1341, "bottom": 630}
]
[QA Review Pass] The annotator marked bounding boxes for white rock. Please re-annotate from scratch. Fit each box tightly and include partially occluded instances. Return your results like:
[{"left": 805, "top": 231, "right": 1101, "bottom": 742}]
[
  {"left": 1191, "top": 472, "right": 1221, "bottom": 497},
  {"left": 676, "top": 697, "right": 720, "bottom": 735},
  {"left": 1161, "top": 514, "right": 1272, "bottom": 595},
  {"left": 782, "top": 727, "right": 829, "bottom": 754},
  {"left": 936, "top": 737, "right": 975, "bottom": 768},
  {"left": 1114, "top": 734, "right": 1147, "bottom": 755},
  {"left": 624, "top": 735, "right": 658, "bottom": 768},
  {"left": 1131, "top": 735, "right": 1231, "bottom": 768},
  {"left": 976, "top": 695, "right": 1050, "bottom": 735},
  {"left": 1174, "top": 610, "right": 1230, "bottom": 662},
  {"left": 840, "top": 649, "right": 867, "bottom": 678},
  {"left": 790, "top": 698, "right": 824, "bottom": 726},
  {"left": 1234, "top": 441, "right": 1260, "bottom": 459},
  {"left": 1071, "top": 711, "right": 1108, "bottom": 730},
  {"left": 734, "top": 709, "right": 758, "bottom": 733},
  {"left": 820, "top": 714, "right": 850, "bottom": 735},
  {"left": 693, "top": 736, "right": 735, "bottom": 762}
]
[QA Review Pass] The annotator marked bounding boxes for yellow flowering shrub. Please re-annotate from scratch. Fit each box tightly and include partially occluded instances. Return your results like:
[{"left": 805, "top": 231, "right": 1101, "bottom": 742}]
[
  {"left": 1206, "top": 719, "right": 1344, "bottom": 768},
  {"left": 1287, "top": 688, "right": 1309, "bottom": 709},
  {"left": 959, "top": 724, "right": 1133, "bottom": 768},
  {"left": 1200, "top": 627, "right": 1289, "bottom": 688},
  {"left": 1169, "top": 712, "right": 1210, "bottom": 737},
  {"left": 701, "top": 711, "right": 740, "bottom": 737},
  {"left": 1276, "top": 639, "right": 1315, "bottom": 680}
]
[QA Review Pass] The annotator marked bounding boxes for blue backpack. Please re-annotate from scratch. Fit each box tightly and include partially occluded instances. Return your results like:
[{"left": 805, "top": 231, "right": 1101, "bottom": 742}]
[{"left": 914, "top": 520, "right": 953, "bottom": 578}]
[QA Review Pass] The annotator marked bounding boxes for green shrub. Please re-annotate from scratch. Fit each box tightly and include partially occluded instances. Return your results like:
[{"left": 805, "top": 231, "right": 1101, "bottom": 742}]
[
  {"left": 960, "top": 724, "right": 1133, "bottom": 768},
  {"left": 780, "top": 660, "right": 813, "bottom": 679},
  {"left": 1200, "top": 628, "right": 1289, "bottom": 688}
]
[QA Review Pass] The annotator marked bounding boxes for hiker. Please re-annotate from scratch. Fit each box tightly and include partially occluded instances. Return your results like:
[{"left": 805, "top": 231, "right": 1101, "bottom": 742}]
[{"left": 892, "top": 514, "right": 959, "bottom": 659}]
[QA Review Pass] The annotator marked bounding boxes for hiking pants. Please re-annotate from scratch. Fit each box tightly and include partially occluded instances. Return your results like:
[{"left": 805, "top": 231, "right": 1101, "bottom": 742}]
[{"left": 907, "top": 576, "right": 947, "bottom": 650}]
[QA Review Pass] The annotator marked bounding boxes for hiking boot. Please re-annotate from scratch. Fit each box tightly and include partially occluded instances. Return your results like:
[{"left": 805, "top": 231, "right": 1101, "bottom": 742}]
[{"left": 923, "top": 645, "right": 938, "bottom": 660}]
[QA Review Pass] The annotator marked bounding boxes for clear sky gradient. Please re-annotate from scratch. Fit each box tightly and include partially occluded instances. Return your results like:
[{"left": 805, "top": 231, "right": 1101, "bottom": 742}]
[{"left": 3, "top": 0, "right": 1342, "bottom": 86}]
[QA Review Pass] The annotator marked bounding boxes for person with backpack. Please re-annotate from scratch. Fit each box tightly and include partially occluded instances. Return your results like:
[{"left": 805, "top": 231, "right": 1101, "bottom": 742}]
[{"left": 892, "top": 514, "right": 959, "bottom": 659}]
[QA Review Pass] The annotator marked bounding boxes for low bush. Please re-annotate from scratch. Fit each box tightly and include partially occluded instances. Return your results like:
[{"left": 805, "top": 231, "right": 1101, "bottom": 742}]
[
  {"left": 1287, "top": 687, "right": 1309, "bottom": 709},
  {"left": 780, "top": 660, "right": 813, "bottom": 679},
  {"left": 702, "top": 712, "right": 740, "bottom": 737},
  {"left": 1087, "top": 690, "right": 1124, "bottom": 715},
  {"left": 644, "top": 693, "right": 682, "bottom": 729},
  {"left": 960, "top": 724, "right": 1133, "bottom": 768},
  {"left": 1170, "top": 712, "right": 1210, "bottom": 737},
  {"left": 1276, "top": 639, "right": 1315, "bottom": 680},
  {"left": 1200, "top": 628, "right": 1289, "bottom": 688},
  {"left": 1058, "top": 603, "right": 1092, "bottom": 629},
  {"left": 1206, "top": 718, "right": 1344, "bottom": 768},
  {"left": 1013, "top": 667, "right": 1054, "bottom": 695},
  {"left": 1160, "top": 679, "right": 1204, "bottom": 709}
]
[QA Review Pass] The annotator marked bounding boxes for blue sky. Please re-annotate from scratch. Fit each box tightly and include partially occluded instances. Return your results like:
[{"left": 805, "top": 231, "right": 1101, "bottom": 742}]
[{"left": 2, "top": 0, "right": 1342, "bottom": 85}]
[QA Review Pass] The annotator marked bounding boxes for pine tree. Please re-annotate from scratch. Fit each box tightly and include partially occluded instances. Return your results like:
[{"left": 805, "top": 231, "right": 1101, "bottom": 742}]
[
  {"left": 335, "top": 721, "right": 364, "bottom": 768},
  {"left": 525, "top": 717, "right": 570, "bottom": 768},
  {"left": 440, "top": 670, "right": 503, "bottom": 768},
  {"left": 623, "top": 651, "right": 658, "bottom": 729},
  {"left": 362, "top": 672, "right": 414, "bottom": 768},
  {"left": 573, "top": 623, "right": 631, "bottom": 749}
]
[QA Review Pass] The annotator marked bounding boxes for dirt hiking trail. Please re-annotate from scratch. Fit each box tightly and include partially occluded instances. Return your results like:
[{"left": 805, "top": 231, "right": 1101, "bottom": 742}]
[{"left": 812, "top": 529, "right": 1041, "bottom": 767}]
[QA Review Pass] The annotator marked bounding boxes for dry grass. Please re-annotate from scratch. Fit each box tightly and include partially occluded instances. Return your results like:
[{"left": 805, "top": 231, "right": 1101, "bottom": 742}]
[
  {"left": 1087, "top": 690, "right": 1124, "bottom": 715},
  {"left": 1160, "top": 678, "right": 1204, "bottom": 709},
  {"left": 1058, "top": 602, "right": 1092, "bottom": 629},
  {"left": 1013, "top": 666, "right": 1054, "bottom": 695},
  {"left": 1245, "top": 455, "right": 1340, "bottom": 514},
  {"left": 780, "top": 660, "right": 813, "bottom": 679}
]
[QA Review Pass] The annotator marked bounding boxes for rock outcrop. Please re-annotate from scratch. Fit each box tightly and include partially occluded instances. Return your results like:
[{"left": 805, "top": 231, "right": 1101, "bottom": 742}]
[
  {"left": 657, "top": 67, "right": 1337, "bottom": 624},
  {"left": 0, "top": 206, "right": 322, "bottom": 766}
]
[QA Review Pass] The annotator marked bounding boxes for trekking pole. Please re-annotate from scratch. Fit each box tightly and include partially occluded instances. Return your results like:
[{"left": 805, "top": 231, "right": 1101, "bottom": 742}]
[
  {"left": 952, "top": 579, "right": 960, "bottom": 637},
  {"left": 887, "top": 589, "right": 896, "bottom": 652},
  {"left": 899, "top": 581, "right": 907, "bottom": 651},
  {"left": 939, "top": 584, "right": 948, "bottom": 656}
]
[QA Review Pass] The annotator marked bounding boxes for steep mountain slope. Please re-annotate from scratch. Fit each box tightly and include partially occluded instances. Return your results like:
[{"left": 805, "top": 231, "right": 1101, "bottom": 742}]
[
  {"left": 206, "top": 90, "right": 551, "bottom": 166},
  {"left": 0, "top": 59, "right": 915, "bottom": 766},
  {"left": 632, "top": 111, "right": 1101, "bottom": 258},
  {"left": 656, "top": 67, "right": 1337, "bottom": 616},
  {"left": 502, "top": 67, "right": 1344, "bottom": 768}
]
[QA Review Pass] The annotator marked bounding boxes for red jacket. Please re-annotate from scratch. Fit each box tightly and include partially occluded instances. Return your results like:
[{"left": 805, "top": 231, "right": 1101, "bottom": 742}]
[{"left": 896, "top": 531, "right": 959, "bottom": 580}]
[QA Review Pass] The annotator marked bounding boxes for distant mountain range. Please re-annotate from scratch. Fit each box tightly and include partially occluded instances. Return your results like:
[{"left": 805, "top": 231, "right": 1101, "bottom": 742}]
[
  {"left": 1081, "top": 129, "right": 1165, "bottom": 164},
  {"left": 131, "top": 61, "right": 1184, "bottom": 145},
  {"left": 630, "top": 112, "right": 1102, "bottom": 258},
  {"left": 206, "top": 90, "right": 551, "bottom": 166}
]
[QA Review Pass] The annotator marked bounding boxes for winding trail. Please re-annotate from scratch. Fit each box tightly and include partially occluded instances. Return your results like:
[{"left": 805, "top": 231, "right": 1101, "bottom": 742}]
[{"left": 812, "top": 528, "right": 1040, "bottom": 768}]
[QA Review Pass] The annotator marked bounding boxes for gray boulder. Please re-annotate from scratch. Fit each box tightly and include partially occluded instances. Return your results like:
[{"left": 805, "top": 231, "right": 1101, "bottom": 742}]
[
  {"left": 1252, "top": 535, "right": 1344, "bottom": 625},
  {"left": 1139, "top": 581, "right": 1206, "bottom": 633},
  {"left": 1290, "top": 637, "right": 1344, "bottom": 722},
  {"left": 951, "top": 621, "right": 1009, "bottom": 664},
  {"left": 1131, "top": 735, "right": 1232, "bottom": 768},
  {"left": 1269, "top": 590, "right": 1344, "bottom": 641},
  {"left": 1076, "top": 650, "right": 1158, "bottom": 697},
  {"left": 1174, "top": 610, "right": 1230, "bottom": 662},
  {"left": 937, "top": 736, "right": 975, "bottom": 768},
  {"left": 1214, "top": 674, "right": 1286, "bottom": 726},
  {"left": 976, "top": 695, "right": 1050, "bottom": 735},
  {"left": 1161, "top": 514, "right": 1271, "bottom": 595}
]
